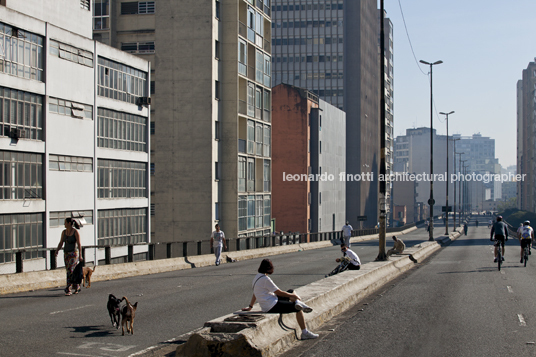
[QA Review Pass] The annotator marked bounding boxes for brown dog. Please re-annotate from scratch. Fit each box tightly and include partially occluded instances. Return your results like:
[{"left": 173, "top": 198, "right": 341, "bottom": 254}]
[
  {"left": 121, "top": 296, "right": 138, "bottom": 335},
  {"left": 82, "top": 266, "right": 95, "bottom": 288}
]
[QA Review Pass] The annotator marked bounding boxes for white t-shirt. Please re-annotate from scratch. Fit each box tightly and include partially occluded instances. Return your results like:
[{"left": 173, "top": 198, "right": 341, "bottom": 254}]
[
  {"left": 344, "top": 249, "right": 361, "bottom": 266},
  {"left": 211, "top": 230, "right": 225, "bottom": 247},
  {"left": 520, "top": 226, "right": 534, "bottom": 240},
  {"left": 252, "top": 273, "right": 279, "bottom": 312},
  {"left": 342, "top": 224, "right": 353, "bottom": 237}
]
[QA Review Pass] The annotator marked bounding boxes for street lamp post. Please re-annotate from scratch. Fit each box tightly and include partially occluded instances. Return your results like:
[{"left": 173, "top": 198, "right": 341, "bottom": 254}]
[
  {"left": 460, "top": 159, "right": 467, "bottom": 228},
  {"left": 420, "top": 60, "right": 443, "bottom": 241},
  {"left": 440, "top": 111, "right": 454, "bottom": 234},
  {"left": 454, "top": 149, "right": 463, "bottom": 231}
]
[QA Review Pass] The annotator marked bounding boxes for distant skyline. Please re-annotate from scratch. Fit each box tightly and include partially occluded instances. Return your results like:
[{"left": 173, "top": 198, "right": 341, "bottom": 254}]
[{"left": 387, "top": 0, "right": 535, "bottom": 168}]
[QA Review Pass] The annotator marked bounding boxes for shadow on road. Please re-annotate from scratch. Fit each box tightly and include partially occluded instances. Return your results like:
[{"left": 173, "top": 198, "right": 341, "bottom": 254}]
[{"left": 66, "top": 325, "right": 116, "bottom": 338}]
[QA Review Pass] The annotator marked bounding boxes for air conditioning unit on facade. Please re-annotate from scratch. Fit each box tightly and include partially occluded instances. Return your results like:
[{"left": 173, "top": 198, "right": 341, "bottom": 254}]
[
  {"left": 10, "top": 128, "right": 26, "bottom": 139},
  {"left": 137, "top": 97, "right": 151, "bottom": 107}
]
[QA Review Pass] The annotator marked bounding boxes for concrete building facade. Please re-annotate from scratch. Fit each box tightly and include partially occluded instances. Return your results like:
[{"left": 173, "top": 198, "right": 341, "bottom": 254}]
[
  {"left": 393, "top": 127, "right": 455, "bottom": 217},
  {"left": 272, "top": 84, "right": 345, "bottom": 235},
  {"left": 271, "top": 0, "right": 380, "bottom": 229},
  {"left": 96, "top": 1, "right": 273, "bottom": 254},
  {"left": 0, "top": 0, "right": 150, "bottom": 273}
]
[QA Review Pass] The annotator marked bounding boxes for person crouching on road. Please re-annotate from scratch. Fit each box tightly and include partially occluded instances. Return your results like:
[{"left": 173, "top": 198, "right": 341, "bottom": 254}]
[
  {"left": 338, "top": 244, "right": 361, "bottom": 270},
  {"left": 210, "top": 224, "right": 227, "bottom": 266},
  {"left": 241, "top": 259, "right": 319, "bottom": 340},
  {"left": 386, "top": 236, "right": 406, "bottom": 257}
]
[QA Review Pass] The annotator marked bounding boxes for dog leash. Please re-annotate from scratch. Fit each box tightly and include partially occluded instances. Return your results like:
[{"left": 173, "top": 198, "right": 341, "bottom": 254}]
[{"left": 277, "top": 313, "right": 298, "bottom": 340}]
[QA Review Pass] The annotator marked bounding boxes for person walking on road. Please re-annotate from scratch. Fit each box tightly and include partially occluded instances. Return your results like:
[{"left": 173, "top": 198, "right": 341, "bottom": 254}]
[
  {"left": 242, "top": 259, "right": 318, "bottom": 340},
  {"left": 490, "top": 216, "right": 509, "bottom": 262},
  {"left": 210, "top": 224, "right": 227, "bottom": 266},
  {"left": 518, "top": 220, "right": 534, "bottom": 263},
  {"left": 387, "top": 236, "right": 406, "bottom": 257},
  {"left": 341, "top": 221, "right": 353, "bottom": 247},
  {"left": 463, "top": 222, "right": 468, "bottom": 235},
  {"left": 55, "top": 218, "right": 83, "bottom": 296}
]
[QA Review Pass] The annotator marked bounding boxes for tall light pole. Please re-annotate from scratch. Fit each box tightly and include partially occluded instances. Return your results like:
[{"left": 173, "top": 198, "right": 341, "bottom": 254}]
[
  {"left": 440, "top": 111, "right": 454, "bottom": 234},
  {"left": 420, "top": 60, "right": 443, "bottom": 241},
  {"left": 460, "top": 159, "right": 467, "bottom": 227},
  {"left": 453, "top": 149, "right": 463, "bottom": 231}
]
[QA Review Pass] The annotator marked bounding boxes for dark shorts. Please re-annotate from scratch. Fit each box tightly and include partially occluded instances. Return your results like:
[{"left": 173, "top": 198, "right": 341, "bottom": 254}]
[
  {"left": 521, "top": 239, "right": 531, "bottom": 249},
  {"left": 347, "top": 264, "right": 361, "bottom": 270},
  {"left": 267, "top": 300, "right": 299, "bottom": 314},
  {"left": 494, "top": 235, "right": 505, "bottom": 247}
]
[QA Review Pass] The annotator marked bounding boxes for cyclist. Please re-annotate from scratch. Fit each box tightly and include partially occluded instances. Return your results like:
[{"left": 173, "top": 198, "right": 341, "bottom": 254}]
[
  {"left": 518, "top": 220, "right": 534, "bottom": 263},
  {"left": 488, "top": 219, "right": 493, "bottom": 228},
  {"left": 490, "top": 216, "right": 508, "bottom": 262}
]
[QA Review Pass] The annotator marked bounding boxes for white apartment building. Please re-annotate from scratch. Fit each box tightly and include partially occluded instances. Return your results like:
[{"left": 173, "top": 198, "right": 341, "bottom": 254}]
[{"left": 0, "top": 0, "right": 150, "bottom": 273}]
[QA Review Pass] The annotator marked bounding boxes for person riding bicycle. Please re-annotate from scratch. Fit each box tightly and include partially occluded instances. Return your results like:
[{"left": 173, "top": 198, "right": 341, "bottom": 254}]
[
  {"left": 518, "top": 220, "right": 534, "bottom": 263},
  {"left": 337, "top": 244, "right": 361, "bottom": 270},
  {"left": 488, "top": 219, "right": 493, "bottom": 228},
  {"left": 490, "top": 216, "right": 508, "bottom": 262}
]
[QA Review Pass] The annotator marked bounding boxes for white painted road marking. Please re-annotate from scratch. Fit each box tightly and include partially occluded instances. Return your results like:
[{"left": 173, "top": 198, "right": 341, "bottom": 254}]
[
  {"left": 518, "top": 314, "right": 527, "bottom": 326},
  {"left": 50, "top": 304, "right": 93, "bottom": 315},
  {"left": 507, "top": 286, "right": 513, "bottom": 293}
]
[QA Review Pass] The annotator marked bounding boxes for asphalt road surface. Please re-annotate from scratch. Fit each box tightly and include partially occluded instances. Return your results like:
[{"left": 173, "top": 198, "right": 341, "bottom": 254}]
[
  {"left": 283, "top": 216, "right": 536, "bottom": 357},
  {"left": 0, "top": 221, "right": 443, "bottom": 357}
]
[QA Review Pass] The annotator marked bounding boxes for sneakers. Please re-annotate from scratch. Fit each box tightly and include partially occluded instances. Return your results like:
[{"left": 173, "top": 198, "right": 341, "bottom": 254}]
[
  {"left": 301, "top": 330, "right": 319, "bottom": 340},
  {"left": 521, "top": 258, "right": 524, "bottom": 263},
  {"left": 295, "top": 300, "right": 313, "bottom": 313},
  {"left": 494, "top": 257, "right": 498, "bottom": 263},
  {"left": 502, "top": 257, "right": 505, "bottom": 261}
]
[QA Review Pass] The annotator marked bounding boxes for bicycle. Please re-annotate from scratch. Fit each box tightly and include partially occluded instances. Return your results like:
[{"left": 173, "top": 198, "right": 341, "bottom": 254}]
[
  {"left": 523, "top": 244, "right": 529, "bottom": 267},
  {"left": 495, "top": 239, "right": 503, "bottom": 271}
]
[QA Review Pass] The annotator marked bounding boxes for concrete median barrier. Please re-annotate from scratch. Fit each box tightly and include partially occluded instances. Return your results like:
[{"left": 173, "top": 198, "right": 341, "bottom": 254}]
[
  {"left": 175, "top": 240, "right": 440, "bottom": 357},
  {"left": 0, "top": 227, "right": 417, "bottom": 295}
]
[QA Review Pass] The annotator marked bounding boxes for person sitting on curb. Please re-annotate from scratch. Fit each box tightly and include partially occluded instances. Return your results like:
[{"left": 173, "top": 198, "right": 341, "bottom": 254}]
[
  {"left": 241, "top": 259, "right": 319, "bottom": 340},
  {"left": 338, "top": 244, "right": 361, "bottom": 270},
  {"left": 386, "top": 236, "right": 406, "bottom": 257}
]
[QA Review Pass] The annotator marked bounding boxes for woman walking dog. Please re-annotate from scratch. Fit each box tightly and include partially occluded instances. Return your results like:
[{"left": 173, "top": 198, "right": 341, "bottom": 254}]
[{"left": 55, "top": 218, "right": 83, "bottom": 296}]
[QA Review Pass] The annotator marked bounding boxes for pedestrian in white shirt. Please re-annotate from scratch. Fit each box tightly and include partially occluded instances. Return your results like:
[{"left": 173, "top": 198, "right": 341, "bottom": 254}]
[
  {"left": 341, "top": 221, "right": 353, "bottom": 247},
  {"left": 241, "top": 259, "right": 318, "bottom": 340},
  {"left": 337, "top": 244, "right": 361, "bottom": 270},
  {"left": 210, "top": 224, "right": 227, "bottom": 266}
]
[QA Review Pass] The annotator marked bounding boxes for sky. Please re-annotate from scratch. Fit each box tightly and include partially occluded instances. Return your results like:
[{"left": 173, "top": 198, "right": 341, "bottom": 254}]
[{"left": 386, "top": 0, "right": 536, "bottom": 168}]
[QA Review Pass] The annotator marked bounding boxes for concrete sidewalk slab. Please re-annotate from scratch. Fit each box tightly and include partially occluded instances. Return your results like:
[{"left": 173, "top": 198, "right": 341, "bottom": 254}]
[{"left": 174, "top": 241, "right": 440, "bottom": 357}]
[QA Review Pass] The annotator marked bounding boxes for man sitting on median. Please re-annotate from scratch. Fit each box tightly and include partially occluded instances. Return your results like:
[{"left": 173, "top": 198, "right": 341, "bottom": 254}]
[
  {"left": 337, "top": 244, "right": 361, "bottom": 270},
  {"left": 386, "top": 235, "right": 406, "bottom": 257}
]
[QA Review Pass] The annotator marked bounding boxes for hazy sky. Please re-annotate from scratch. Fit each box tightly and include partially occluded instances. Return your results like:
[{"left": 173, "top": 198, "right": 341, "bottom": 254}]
[{"left": 386, "top": 0, "right": 535, "bottom": 168}]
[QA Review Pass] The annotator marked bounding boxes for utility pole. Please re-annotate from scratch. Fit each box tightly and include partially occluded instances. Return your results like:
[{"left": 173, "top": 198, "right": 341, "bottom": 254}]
[{"left": 376, "top": 0, "right": 387, "bottom": 261}]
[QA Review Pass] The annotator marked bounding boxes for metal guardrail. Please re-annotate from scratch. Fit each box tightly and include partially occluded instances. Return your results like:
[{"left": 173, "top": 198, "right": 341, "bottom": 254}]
[{"left": 3, "top": 223, "right": 417, "bottom": 275}]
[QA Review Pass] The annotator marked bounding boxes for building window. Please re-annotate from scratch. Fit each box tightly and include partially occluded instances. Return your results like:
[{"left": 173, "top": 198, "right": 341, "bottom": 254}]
[
  {"left": 0, "top": 213, "right": 44, "bottom": 263},
  {"left": 255, "top": 123, "right": 263, "bottom": 155},
  {"left": 247, "top": 195, "right": 255, "bottom": 229},
  {"left": 0, "top": 23, "right": 44, "bottom": 81},
  {"left": 97, "top": 108, "right": 148, "bottom": 152},
  {"left": 121, "top": 1, "right": 155, "bottom": 14},
  {"left": 215, "top": 121, "right": 221, "bottom": 140},
  {"left": 263, "top": 195, "right": 270, "bottom": 227},
  {"left": 215, "top": 202, "right": 220, "bottom": 220},
  {"left": 0, "top": 87, "right": 44, "bottom": 141},
  {"left": 49, "top": 40, "right": 93, "bottom": 67},
  {"left": 247, "top": 158, "right": 255, "bottom": 191},
  {"left": 121, "top": 42, "right": 155, "bottom": 54},
  {"left": 150, "top": 121, "right": 155, "bottom": 135},
  {"left": 49, "top": 155, "right": 93, "bottom": 172},
  {"left": 97, "top": 57, "right": 147, "bottom": 105},
  {"left": 150, "top": 81, "right": 155, "bottom": 94},
  {"left": 97, "top": 208, "right": 147, "bottom": 246},
  {"left": 150, "top": 163, "right": 155, "bottom": 175},
  {"left": 215, "top": 0, "right": 221, "bottom": 19},
  {"left": 247, "top": 120, "right": 255, "bottom": 154},
  {"left": 263, "top": 125, "right": 270, "bottom": 157},
  {"left": 215, "top": 80, "right": 221, "bottom": 100},
  {"left": 49, "top": 97, "right": 92, "bottom": 120},
  {"left": 0, "top": 151, "right": 43, "bottom": 200},
  {"left": 93, "top": 0, "right": 110, "bottom": 30},
  {"left": 215, "top": 40, "right": 221, "bottom": 60},
  {"left": 256, "top": 196, "right": 263, "bottom": 228},
  {"left": 238, "top": 40, "right": 247, "bottom": 75},
  {"left": 238, "top": 195, "right": 247, "bottom": 231},
  {"left": 238, "top": 156, "right": 246, "bottom": 192},
  {"left": 97, "top": 159, "right": 147, "bottom": 198},
  {"left": 215, "top": 162, "right": 221, "bottom": 180},
  {"left": 50, "top": 210, "right": 93, "bottom": 227},
  {"left": 150, "top": 203, "right": 155, "bottom": 216},
  {"left": 263, "top": 160, "right": 270, "bottom": 192}
]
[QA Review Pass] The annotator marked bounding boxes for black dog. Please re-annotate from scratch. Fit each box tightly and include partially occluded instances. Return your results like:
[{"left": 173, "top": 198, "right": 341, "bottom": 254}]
[{"left": 107, "top": 294, "right": 124, "bottom": 328}]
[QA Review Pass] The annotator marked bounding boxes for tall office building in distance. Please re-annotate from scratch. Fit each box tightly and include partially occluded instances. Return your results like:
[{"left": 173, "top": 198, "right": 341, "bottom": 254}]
[
  {"left": 98, "top": 1, "right": 273, "bottom": 254},
  {"left": 271, "top": 0, "right": 380, "bottom": 228}
]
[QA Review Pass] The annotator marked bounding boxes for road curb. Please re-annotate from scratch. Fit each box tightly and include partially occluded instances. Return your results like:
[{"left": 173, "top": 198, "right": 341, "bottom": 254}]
[
  {"left": 0, "top": 227, "right": 418, "bottom": 296},
  {"left": 174, "top": 241, "right": 440, "bottom": 357}
]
